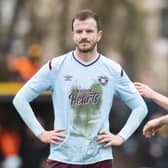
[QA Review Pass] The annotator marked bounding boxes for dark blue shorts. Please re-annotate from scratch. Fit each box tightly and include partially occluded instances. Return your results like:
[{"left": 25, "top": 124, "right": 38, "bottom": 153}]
[{"left": 45, "top": 159, "right": 112, "bottom": 168}]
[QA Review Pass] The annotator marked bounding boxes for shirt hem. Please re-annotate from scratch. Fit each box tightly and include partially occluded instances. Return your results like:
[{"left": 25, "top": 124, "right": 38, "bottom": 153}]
[{"left": 47, "top": 156, "right": 113, "bottom": 165}]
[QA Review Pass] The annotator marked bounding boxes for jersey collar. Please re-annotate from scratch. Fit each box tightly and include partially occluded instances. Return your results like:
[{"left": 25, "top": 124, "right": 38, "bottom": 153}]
[{"left": 72, "top": 51, "right": 100, "bottom": 67}]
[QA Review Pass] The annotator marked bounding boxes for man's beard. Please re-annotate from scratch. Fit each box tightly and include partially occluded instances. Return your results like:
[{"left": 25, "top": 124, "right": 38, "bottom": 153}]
[
  {"left": 77, "top": 41, "right": 97, "bottom": 53},
  {"left": 78, "top": 47, "right": 93, "bottom": 53}
]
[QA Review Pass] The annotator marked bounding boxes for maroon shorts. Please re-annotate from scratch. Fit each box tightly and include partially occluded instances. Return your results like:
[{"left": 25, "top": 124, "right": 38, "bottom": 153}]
[{"left": 45, "top": 159, "right": 112, "bottom": 168}]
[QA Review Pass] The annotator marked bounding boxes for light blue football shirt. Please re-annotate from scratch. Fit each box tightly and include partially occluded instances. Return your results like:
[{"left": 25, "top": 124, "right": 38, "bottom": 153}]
[{"left": 13, "top": 50, "right": 147, "bottom": 164}]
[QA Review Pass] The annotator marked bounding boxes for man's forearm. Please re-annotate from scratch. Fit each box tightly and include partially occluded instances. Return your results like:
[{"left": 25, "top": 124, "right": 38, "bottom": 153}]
[
  {"left": 13, "top": 86, "right": 45, "bottom": 136},
  {"left": 151, "top": 91, "right": 168, "bottom": 111},
  {"left": 118, "top": 97, "right": 148, "bottom": 140},
  {"left": 159, "top": 114, "right": 168, "bottom": 125}
]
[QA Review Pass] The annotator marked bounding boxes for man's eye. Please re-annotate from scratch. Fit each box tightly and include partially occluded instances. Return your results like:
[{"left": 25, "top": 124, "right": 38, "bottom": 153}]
[
  {"left": 86, "top": 30, "right": 93, "bottom": 33},
  {"left": 76, "top": 30, "right": 82, "bottom": 33}
]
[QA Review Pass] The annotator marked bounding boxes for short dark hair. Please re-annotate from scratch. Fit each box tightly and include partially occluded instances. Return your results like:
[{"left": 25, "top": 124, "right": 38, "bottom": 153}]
[{"left": 72, "top": 9, "right": 102, "bottom": 31}]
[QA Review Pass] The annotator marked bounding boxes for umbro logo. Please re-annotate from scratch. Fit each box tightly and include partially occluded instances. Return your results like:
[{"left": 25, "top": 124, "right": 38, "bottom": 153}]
[{"left": 64, "top": 75, "right": 72, "bottom": 81}]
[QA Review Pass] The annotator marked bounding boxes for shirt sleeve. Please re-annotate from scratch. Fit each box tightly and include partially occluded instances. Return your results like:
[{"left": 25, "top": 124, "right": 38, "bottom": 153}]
[
  {"left": 27, "top": 60, "right": 54, "bottom": 94},
  {"left": 118, "top": 97, "right": 148, "bottom": 140},
  {"left": 13, "top": 60, "right": 54, "bottom": 136},
  {"left": 115, "top": 68, "right": 138, "bottom": 102},
  {"left": 13, "top": 85, "right": 45, "bottom": 136},
  {"left": 115, "top": 67, "right": 148, "bottom": 140}
]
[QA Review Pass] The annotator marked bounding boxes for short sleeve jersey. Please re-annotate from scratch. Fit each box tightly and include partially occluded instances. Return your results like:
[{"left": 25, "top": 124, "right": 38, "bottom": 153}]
[{"left": 27, "top": 51, "right": 138, "bottom": 164}]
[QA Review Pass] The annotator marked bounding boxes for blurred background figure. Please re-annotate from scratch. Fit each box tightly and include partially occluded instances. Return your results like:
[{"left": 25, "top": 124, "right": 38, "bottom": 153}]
[
  {"left": 0, "top": 128, "right": 21, "bottom": 168},
  {"left": 9, "top": 43, "right": 42, "bottom": 82},
  {"left": 0, "top": 42, "right": 13, "bottom": 81},
  {"left": 20, "top": 116, "right": 49, "bottom": 168}
]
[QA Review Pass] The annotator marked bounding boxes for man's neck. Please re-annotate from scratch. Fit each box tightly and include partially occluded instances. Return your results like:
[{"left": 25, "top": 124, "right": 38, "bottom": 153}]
[{"left": 75, "top": 48, "right": 98, "bottom": 62}]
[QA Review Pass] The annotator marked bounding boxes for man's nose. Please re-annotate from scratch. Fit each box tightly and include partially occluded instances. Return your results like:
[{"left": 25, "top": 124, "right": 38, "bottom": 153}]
[{"left": 81, "top": 31, "right": 87, "bottom": 38}]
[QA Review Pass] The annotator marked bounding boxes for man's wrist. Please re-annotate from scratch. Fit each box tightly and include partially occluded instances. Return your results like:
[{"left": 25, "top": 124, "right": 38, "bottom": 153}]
[
  {"left": 150, "top": 90, "right": 159, "bottom": 101},
  {"left": 117, "top": 134, "right": 125, "bottom": 144}
]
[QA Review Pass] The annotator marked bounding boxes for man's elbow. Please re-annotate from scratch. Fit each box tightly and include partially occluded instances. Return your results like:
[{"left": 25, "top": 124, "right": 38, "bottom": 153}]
[
  {"left": 139, "top": 103, "right": 148, "bottom": 120},
  {"left": 13, "top": 95, "right": 18, "bottom": 108},
  {"left": 13, "top": 94, "right": 22, "bottom": 108},
  {"left": 143, "top": 104, "right": 148, "bottom": 116}
]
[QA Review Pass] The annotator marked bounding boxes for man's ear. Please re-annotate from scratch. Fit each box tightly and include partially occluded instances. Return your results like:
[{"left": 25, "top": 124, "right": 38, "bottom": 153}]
[
  {"left": 72, "top": 31, "right": 75, "bottom": 41},
  {"left": 97, "top": 30, "right": 103, "bottom": 42}
]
